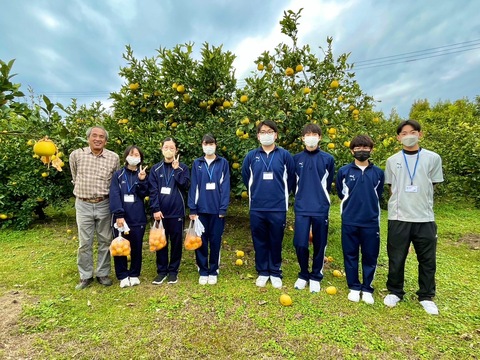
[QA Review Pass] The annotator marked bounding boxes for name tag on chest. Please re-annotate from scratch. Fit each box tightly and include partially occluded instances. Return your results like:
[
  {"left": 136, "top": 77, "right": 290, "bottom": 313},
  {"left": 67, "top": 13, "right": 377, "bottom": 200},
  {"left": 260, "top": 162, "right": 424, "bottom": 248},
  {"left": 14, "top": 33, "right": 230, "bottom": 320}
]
[
  {"left": 206, "top": 183, "right": 216, "bottom": 190},
  {"left": 124, "top": 194, "right": 135, "bottom": 203},
  {"left": 263, "top": 172, "right": 273, "bottom": 180},
  {"left": 405, "top": 185, "right": 418, "bottom": 193},
  {"left": 161, "top": 187, "right": 172, "bottom": 195}
]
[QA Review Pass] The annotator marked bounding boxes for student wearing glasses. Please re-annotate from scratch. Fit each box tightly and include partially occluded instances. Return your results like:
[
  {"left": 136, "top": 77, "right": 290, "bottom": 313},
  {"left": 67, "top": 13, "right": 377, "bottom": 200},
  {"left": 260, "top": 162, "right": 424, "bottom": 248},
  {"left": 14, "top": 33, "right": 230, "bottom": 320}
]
[
  {"left": 383, "top": 120, "right": 443, "bottom": 315},
  {"left": 149, "top": 138, "right": 190, "bottom": 285},
  {"left": 336, "top": 135, "right": 384, "bottom": 304},
  {"left": 241, "top": 120, "right": 295, "bottom": 289}
]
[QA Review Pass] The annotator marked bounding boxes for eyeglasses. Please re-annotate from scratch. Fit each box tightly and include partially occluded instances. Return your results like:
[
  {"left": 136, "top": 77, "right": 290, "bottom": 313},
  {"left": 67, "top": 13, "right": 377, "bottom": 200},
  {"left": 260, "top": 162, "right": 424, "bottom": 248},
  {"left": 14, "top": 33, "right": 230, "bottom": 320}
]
[
  {"left": 353, "top": 147, "right": 371, "bottom": 151},
  {"left": 259, "top": 130, "right": 275, "bottom": 135}
]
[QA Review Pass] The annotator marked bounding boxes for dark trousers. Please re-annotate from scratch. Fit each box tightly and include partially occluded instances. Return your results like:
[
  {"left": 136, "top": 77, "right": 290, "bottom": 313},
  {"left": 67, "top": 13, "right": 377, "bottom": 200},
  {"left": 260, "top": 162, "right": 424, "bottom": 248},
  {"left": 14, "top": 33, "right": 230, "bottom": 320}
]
[
  {"left": 341, "top": 225, "right": 380, "bottom": 293},
  {"left": 386, "top": 220, "right": 437, "bottom": 301},
  {"left": 195, "top": 214, "right": 225, "bottom": 276},
  {"left": 155, "top": 217, "right": 184, "bottom": 275},
  {"left": 293, "top": 214, "right": 329, "bottom": 282},
  {"left": 113, "top": 225, "right": 145, "bottom": 280},
  {"left": 250, "top": 210, "right": 286, "bottom": 278}
]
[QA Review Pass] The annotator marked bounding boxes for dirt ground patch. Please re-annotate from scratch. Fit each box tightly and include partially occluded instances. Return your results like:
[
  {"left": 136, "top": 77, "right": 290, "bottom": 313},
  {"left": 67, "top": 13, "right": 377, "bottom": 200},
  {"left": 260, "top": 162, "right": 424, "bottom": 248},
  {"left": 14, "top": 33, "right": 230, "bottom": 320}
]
[
  {"left": 0, "top": 291, "right": 38, "bottom": 359},
  {"left": 458, "top": 233, "right": 480, "bottom": 250}
]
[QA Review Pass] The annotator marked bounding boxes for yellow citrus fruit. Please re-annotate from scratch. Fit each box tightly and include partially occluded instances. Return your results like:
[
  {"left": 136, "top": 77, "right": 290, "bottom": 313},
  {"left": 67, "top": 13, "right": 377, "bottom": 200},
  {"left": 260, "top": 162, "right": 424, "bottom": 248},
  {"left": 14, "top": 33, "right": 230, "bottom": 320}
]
[
  {"left": 257, "top": 63, "right": 264, "bottom": 71},
  {"left": 0, "top": 214, "right": 7, "bottom": 220},
  {"left": 326, "top": 286, "right": 337, "bottom": 295},
  {"left": 129, "top": 83, "right": 139, "bottom": 90},
  {"left": 303, "top": 87, "right": 311, "bottom": 95},
  {"left": 33, "top": 137, "right": 57, "bottom": 157},
  {"left": 66, "top": 229, "right": 72, "bottom": 234},
  {"left": 305, "top": 108, "right": 313, "bottom": 115},
  {"left": 232, "top": 162, "right": 240, "bottom": 170},
  {"left": 285, "top": 67, "right": 294, "bottom": 76},
  {"left": 171, "top": 122, "right": 178, "bottom": 128},
  {"left": 241, "top": 191, "right": 248, "bottom": 199},
  {"left": 323, "top": 119, "right": 329, "bottom": 125},
  {"left": 236, "top": 250, "right": 245, "bottom": 257},
  {"left": 333, "top": 270, "right": 342, "bottom": 277},
  {"left": 242, "top": 133, "right": 249, "bottom": 140},
  {"left": 327, "top": 256, "right": 334, "bottom": 263},
  {"left": 337, "top": 95, "right": 343, "bottom": 102},
  {"left": 41, "top": 172, "right": 49, "bottom": 178},
  {"left": 183, "top": 93, "right": 191, "bottom": 103},
  {"left": 327, "top": 143, "right": 335, "bottom": 150},
  {"left": 330, "top": 80, "right": 339, "bottom": 89},
  {"left": 235, "top": 259, "right": 243, "bottom": 266},
  {"left": 352, "top": 109, "right": 360, "bottom": 115},
  {"left": 373, "top": 117, "right": 380, "bottom": 123},
  {"left": 241, "top": 117, "right": 250, "bottom": 125},
  {"left": 27, "top": 139, "right": 34, "bottom": 146},
  {"left": 140, "top": 107, "right": 147, "bottom": 113},
  {"left": 240, "top": 95, "right": 248, "bottom": 103},
  {"left": 235, "top": 129, "right": 244, "bottom": 137},
  {"left": 344, "top": 141, "right": 351, "bottom": 148},
  {"left": 117, "top": 119, "right": 129, "bottom": 125},
  {"left": 176, "top": 84, "right": 185, "bottom": 93},
  {"left": 144, "top": 196, "right": 149, "bottom": 202},
  {"left": 165, "top": 101, "right": 175, "bottom": 110},
  {"left": 199, "top": 101, "right": 207, "bottom": 109},
  {"left": 328, "top": 128, "right": 337, "bottom": 135},
  {"left": 223, "top": 100, "right": 231, "bottom": 108},
  {"left": 172, "top": 83, "right": 178, "bottom": 89},
  {"left": 295, "top": 64, "right": 303, "bottom": 72},
  {"left": 279, "top": 294, "right": 292, "bottom": 306}
]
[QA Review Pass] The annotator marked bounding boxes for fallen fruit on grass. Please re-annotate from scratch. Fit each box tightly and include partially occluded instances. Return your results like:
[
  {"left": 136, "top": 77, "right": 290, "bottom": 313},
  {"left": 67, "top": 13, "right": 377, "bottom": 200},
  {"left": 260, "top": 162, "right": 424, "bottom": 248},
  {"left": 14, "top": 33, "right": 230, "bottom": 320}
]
[
  {"left": 235, "top": 259, "right": 243, "bottom": 266},
  {"left": 326, "top": 286, "right": 337, "bottom": 295},
  {"left": 327, "top": 256, "right": 334, "bottom": 263},
  {"left": 333, "top": 270, "right": 343, "bottom": 277},
  {"left": 236, "top": 250, "right": 244, "bottom": 257},
  {"left": 279, "top": 294, "right": 292, "bottom": 306}
]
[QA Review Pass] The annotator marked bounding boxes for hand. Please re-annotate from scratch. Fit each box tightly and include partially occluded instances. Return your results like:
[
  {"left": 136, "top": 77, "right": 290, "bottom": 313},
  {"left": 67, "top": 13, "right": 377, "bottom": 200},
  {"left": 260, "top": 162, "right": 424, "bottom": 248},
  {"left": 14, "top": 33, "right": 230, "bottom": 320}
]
[
  {"left": 153, "top": 211, "right": 163, "bottom": 221},
  {"left": 116, "top": 218, "right": 125, "bottom": 228},
  {"left": 189, "top": 214, "right": 198, "bottom": 220},
  {"left": 138, "top": 165, "right": 148, "bottom": 180},
  {"left": 172, "top": 154, "right": 180, "bottom": 170}
]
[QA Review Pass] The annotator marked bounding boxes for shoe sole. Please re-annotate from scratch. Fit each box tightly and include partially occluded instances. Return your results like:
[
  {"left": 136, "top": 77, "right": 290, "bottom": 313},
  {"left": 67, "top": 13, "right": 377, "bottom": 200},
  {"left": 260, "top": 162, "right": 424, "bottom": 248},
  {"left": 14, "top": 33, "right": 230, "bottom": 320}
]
[
  {"left": 152, "top": 277, "right": 167, "bottom": 285},
  {"left": 168, "top": 280, "right": 178, "bottom": 284}
]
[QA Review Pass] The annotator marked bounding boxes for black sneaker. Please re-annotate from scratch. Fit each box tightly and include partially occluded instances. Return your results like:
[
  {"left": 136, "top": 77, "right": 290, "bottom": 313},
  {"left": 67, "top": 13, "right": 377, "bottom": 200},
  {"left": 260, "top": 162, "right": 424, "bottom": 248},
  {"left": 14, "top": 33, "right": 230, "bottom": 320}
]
[
  {"left": 96, "top": 276, "right": 113, "bottom": 286},
  {"left": 75, "top": 278, "right": 93, "bottom": 290},
  {"left": 167, "top": 273, "right": 178, "bottom": 284},
  {"left": 152, "top": 274, "right": 167, "bottom": 285}
]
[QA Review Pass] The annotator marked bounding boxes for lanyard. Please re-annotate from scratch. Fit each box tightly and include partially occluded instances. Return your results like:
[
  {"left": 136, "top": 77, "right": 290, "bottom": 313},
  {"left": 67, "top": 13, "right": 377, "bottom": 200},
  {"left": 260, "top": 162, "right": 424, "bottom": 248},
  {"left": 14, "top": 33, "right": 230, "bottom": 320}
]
[
  {"left": 260, "top": 150, "right": 275, "bottom": 171},
  {"left": 402, "top": 150, "right": 420, "bottom": 185},
  {"left": 162, "top": 163, "right": 174, "bottom": 186},
  {"left": 206, "top": 162, "right": 216, "bottom": 182},
  {"left": 123, "top": 171, "right": 137, "bottom": 193}
]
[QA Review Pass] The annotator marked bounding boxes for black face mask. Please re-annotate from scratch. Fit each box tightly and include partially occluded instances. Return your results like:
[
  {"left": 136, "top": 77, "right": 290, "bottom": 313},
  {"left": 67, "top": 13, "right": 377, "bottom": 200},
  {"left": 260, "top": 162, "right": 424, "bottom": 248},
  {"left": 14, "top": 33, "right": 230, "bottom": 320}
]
[{"left": 353, "top": 151, "right": 371, "bottom": 162}]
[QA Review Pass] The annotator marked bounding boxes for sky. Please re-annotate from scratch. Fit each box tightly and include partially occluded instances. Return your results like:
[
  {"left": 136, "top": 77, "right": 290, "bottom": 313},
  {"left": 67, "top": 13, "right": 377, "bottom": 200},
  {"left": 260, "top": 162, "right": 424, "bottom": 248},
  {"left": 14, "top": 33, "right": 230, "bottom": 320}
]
[{"left": 1, "top": 0, "right": 479, "bottom": 118}]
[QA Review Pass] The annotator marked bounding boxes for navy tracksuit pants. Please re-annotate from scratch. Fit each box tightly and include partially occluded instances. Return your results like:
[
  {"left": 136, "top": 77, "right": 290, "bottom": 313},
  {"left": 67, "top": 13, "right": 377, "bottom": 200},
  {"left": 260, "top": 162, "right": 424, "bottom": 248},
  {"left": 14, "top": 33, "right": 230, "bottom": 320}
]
[
  {"left": 293, "top": 214, "right": 329, "bottom": 282},
  {"left": 195, "top": 213, "right": 225, "bottom": 276},
  {"left": 250, "top": 210, "right": 286, "bottom": 278},
  {"left": 341, "top": 224, "right": 380, "bottom": 293},
  {"left": 113, "top": 225, "right": 145, "bottom": 280},
  {"left": 155, "top": 217, "right": 184, "bottom": 276}
]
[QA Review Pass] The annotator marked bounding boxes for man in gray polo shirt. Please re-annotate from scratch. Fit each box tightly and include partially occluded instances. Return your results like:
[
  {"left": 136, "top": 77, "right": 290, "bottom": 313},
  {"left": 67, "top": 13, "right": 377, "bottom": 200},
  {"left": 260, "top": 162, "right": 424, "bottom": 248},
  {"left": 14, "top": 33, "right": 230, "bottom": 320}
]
[
  {"left": 69, "top": 126, "right": 120, "bottom": 290},
  {"left": 383, "top": 119, "right": 443, "bottom": 315}
]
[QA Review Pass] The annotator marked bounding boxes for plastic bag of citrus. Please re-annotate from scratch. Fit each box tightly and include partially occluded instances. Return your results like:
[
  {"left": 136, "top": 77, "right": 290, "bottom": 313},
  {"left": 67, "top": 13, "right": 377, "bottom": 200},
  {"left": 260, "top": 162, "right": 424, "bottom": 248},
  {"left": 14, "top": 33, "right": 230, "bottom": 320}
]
[
  {"left": 110, "top": 235, "right": 131, "bottom": 257},
  {"left": 184, "top": 220, "right": 202, "bottom": 250},
  {"left": 149, "top": 220, "right": 167, "bottom": 252}
]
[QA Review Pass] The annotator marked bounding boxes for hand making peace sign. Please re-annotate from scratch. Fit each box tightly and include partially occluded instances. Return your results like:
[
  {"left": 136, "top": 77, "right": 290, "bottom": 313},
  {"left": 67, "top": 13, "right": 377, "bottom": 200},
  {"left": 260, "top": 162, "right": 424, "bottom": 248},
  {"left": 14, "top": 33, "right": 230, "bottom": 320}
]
[
  {"left": 172, "top": 154, "right": 180, "bottom": 169},
  {"left": 138, "top": 164, "right": 148, "bottom": 180}
]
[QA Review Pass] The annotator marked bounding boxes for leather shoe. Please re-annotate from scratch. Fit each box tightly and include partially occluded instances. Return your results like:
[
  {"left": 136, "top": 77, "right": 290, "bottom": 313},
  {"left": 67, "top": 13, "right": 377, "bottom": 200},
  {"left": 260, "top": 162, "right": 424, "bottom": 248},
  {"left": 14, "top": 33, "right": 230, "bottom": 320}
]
[
  {"left": 96, "top": 276, "right": 112, "bottom": 286},
  {"left": 75, "top": 278, "right": 93, "bottom": 290}
]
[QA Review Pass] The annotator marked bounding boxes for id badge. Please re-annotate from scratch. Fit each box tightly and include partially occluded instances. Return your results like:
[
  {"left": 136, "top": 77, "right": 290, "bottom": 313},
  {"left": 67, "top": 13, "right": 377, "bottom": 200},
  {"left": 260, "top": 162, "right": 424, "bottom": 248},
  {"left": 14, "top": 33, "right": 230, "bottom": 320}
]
[
  {"left": 263, "top": 172, "right": 273, "bottom": 180},
  {"left": 124, "top": 194, "right": 135, "bottom": 203},
  {"left": 206, "top": 182, "right": 216, "bottom": 190},
  {"left": 405, "top": 185, "right": 418, "bottom": 193},
  {"left": 161, "top": 187, "right": 172, "bottom": 195}
]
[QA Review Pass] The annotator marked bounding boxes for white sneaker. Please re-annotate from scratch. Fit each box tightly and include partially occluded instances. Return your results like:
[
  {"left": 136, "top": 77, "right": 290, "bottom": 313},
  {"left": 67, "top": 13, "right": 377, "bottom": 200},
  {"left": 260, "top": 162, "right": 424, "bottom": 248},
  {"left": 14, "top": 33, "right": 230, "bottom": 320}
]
[
  {"left": 270, "top": 276, "right": 283, "bottom": 289},
  {"left": 294, "top": 278, "right": 307, "bottom": 290},
  {"left": 420, "top": 300, "right": 439, "bottom": 315},
  {"left": 207, "top": 275, "right": 218, "bottom": 285},
  {"left": 309, "top": 280, "right": 321, "bottom": 293},
  {"left": 348, "top": 290, "right": 361, "bottom": 302},
  {"left": 199, "top": 276, "right": 208, "bottom": 285},
  {"left": 119, "top": 277, "right": 131, "bottom": 288},
  {"left": 384, "top": 294, "right": 401, "bottom": 307},
  {"left": 129, "top": 277, "right": 140, "bottom": 286},
  {"left": 361, "top": 292, "right": 374, "bottom": 304},
  {"left": 255, "top": 275, "right": 269, "bottom": 287}
]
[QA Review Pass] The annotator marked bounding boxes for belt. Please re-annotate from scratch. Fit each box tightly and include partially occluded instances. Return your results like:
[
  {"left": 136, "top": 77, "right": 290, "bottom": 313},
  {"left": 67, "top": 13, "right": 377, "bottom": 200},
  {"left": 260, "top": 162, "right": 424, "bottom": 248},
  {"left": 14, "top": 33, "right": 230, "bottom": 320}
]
[{"left": 79, "top": 196, "right": 109, "bottom": 203}]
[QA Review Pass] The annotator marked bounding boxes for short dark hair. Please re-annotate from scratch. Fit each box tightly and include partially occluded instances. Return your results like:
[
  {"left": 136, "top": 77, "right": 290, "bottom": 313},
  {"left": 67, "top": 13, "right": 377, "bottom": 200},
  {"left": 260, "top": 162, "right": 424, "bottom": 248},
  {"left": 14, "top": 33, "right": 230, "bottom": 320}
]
[
  {"left": 123, "top": 145, "right": 144, "bottom": 165},
  {"left": 349, "top": 135, "right": 374, "bottom": 150},
  {"left": 396, "top": 119, "right": 421, "bottom": 134},
  {"left": 202, "top": 134, "right": 216, "bottom": 144},
  {"left": 162, "top": 137, "right": 177, "bottom": 148},
  {"left": 256, "top": 120, "right": 278, "bottom": 134},
  {"left": 302, "top": 123, "right": 322, "bottom": 136}
]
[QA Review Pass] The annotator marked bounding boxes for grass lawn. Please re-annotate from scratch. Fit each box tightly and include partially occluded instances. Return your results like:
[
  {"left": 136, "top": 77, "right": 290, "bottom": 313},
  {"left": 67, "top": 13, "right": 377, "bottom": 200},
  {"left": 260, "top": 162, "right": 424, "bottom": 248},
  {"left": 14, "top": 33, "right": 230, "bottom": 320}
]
[{"left": 0, "top": 198, "right": 479, "bottom": 359}]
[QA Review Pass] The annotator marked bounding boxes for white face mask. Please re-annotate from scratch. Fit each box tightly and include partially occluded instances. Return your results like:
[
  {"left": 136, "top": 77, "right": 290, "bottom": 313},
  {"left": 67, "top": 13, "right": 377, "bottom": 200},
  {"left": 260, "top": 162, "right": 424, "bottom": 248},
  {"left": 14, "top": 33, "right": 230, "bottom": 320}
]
[
  {"left": 202, "top": 145, "right": 216, "bottom": 156},
  {"left": 304, "top": 135, "right": 319, "bottom": 148},
  {"left": 162, "top": 149, "right": 174, "bottom": 159},
  {"left": 259, "top": 133, "right": 275, "bottom": 146},
  {"left": 126, "top": 156, "right": 141, "bottom": 166},
  {"left": 401, "top": 134, "right": 419, "bottom": 147}
]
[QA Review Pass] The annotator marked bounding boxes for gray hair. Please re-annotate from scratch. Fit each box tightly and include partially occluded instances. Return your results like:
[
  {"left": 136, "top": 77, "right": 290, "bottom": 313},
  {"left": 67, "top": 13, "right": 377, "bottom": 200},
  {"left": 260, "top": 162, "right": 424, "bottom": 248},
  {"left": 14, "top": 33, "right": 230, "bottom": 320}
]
[{"left": 86, "top": 126, "right": 109, "bottom": 141}]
